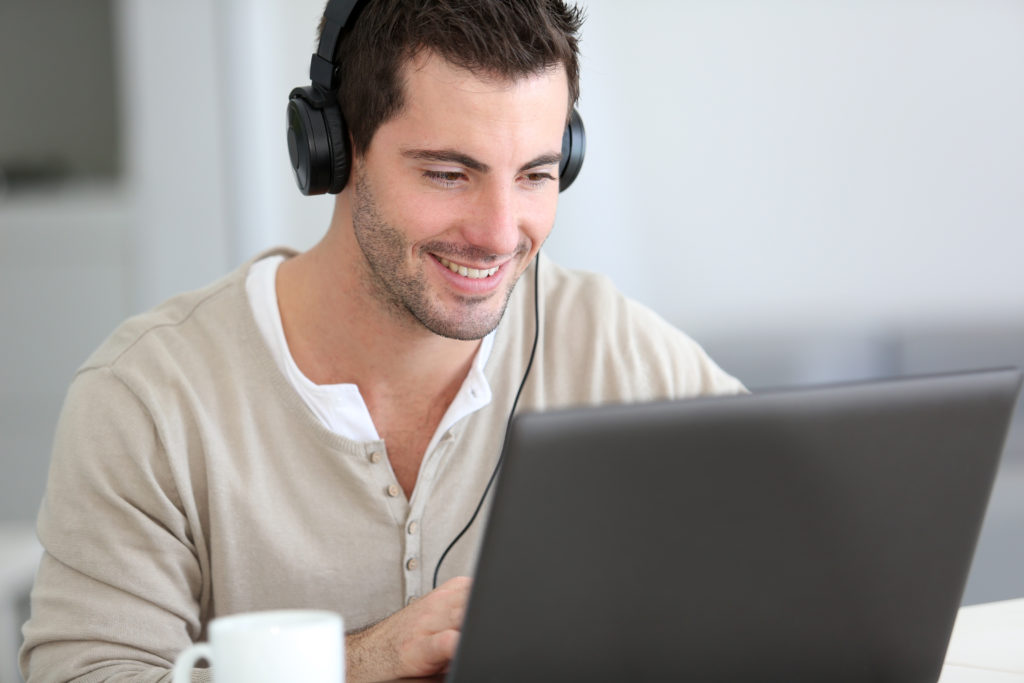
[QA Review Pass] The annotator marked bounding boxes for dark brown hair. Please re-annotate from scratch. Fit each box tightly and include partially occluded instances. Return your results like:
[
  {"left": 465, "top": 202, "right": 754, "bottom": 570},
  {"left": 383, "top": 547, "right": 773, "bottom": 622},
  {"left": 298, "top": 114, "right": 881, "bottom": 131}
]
[{"left": 320, "top": 0, "right": 584, "bottom": 156}]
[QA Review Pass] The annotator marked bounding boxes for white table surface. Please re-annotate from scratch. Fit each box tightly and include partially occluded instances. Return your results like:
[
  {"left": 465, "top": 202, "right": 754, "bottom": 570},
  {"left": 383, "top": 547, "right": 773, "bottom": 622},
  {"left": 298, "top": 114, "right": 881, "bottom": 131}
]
[{"left": 940, "top": 598, "right": 1024, "bottom": 682}]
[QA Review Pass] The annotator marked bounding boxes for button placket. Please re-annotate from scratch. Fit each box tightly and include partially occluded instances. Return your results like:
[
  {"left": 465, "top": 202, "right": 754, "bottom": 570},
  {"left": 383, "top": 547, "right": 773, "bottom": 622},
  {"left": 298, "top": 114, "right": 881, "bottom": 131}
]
[
  {"left": 401, "top": 516, "right": 421, "bottom": 602},
  {"left": 365, "top": 444, "right": 409, "bottom": 531},
  {"left": 404, "top": 499, "right": 426, "bottom": 604},
  {"left": 402, "top": 429, "right": 457, "bottom": 603},
  {"left": 366, "top": 445, "right": 403, "bottom": 500}
]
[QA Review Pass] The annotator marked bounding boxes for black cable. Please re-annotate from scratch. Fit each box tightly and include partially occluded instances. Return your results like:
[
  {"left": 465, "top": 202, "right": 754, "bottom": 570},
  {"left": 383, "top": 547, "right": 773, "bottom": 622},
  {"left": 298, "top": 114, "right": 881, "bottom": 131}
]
[{"left": 432, "top": 254, "right": 542, "bottom": 589}]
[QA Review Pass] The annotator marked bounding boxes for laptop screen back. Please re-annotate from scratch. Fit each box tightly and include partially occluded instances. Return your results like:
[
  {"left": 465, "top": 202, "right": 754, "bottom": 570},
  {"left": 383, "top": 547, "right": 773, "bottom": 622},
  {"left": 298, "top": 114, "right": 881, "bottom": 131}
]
[{"left": 448, "top": 369, "right": 1021, "bottom": 683}]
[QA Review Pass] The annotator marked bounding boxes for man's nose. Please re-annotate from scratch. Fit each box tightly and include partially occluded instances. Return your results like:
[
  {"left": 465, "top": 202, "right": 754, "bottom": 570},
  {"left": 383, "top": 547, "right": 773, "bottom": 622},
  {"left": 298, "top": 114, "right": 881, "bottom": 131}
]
[{"left": 462, "top": 183, "right": 522, "bottom": 257}]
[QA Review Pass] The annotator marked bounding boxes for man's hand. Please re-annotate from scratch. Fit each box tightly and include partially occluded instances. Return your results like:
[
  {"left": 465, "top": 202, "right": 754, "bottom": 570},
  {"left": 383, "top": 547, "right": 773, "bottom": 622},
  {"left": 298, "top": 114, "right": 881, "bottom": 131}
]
[{"left": 345, "top": 576, "right": 471, "bottom": 682}]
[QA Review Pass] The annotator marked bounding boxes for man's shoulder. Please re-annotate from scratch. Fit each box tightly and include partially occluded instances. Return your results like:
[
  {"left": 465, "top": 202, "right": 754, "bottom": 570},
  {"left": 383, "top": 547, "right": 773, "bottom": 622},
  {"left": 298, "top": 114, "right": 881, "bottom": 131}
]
[
  {"left": 527, "top": 254, "right": 746, "bottom": 399},
  {"left": 536, "top": 255, "right": 618, "bottom": 301},
  {"left": 535, "top": 255, "right": 669, "bottom": 335},
  {"left": 82, "top": 270, "right": 239, "bottom": 372},
  {"left": 80, "top": 252, "right": 277, "bottom": 375}
]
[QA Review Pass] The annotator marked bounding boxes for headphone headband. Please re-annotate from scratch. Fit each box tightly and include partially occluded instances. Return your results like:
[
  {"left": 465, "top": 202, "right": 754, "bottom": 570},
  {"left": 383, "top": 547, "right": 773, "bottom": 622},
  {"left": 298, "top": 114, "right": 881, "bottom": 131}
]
[
  {"left": 323, "top": 0, "right": 364, "bottom": 24},
  {"left": 310, "top": 0, "right": 367, "bottom": 90}
]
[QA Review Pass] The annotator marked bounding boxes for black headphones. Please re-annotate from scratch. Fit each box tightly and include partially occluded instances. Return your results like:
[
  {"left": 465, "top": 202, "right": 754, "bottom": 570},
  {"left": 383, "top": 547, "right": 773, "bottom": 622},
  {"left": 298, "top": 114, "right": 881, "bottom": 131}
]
[{"left": 286, "top": 0, "right": 585, "bottom": 196}]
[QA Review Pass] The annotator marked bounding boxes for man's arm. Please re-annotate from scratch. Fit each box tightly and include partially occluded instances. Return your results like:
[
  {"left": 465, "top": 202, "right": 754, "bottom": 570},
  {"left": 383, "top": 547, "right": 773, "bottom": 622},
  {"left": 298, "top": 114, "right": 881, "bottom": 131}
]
[
  {"left": 346, "top": 576, "right": 470, "bottom": 683},
  {"left": 20, "top": 367, "right": 208, "bottom": 681}
]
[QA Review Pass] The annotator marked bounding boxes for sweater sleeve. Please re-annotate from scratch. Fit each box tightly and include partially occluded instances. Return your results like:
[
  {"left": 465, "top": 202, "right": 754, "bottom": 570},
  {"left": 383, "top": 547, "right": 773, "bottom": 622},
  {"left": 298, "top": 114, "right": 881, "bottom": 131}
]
[{"left": 20, "top": 366, "right": 211, "bottom": 683}]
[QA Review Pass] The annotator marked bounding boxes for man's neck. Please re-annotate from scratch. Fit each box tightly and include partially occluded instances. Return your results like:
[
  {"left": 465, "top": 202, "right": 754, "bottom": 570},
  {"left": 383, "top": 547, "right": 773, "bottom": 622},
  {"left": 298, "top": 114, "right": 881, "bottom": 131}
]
[{"left": 274, "top": 221, "right": 482, "bottom": 419}]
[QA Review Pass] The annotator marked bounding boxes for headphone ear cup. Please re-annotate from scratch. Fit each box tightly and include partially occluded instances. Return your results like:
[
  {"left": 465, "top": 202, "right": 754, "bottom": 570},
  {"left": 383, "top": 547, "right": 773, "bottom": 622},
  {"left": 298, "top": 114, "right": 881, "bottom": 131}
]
[
  {"left": 322, "top": 100, "right": 351, "bottom": 194},
  {"left": 558, "top": 107, "right": 586, "bottom": 192},
  {"left": 287, "top": 86, "right": 350, "bottom": 195},
  {"left": 287, "top": 87, "right": 333, "bottom": 195}
]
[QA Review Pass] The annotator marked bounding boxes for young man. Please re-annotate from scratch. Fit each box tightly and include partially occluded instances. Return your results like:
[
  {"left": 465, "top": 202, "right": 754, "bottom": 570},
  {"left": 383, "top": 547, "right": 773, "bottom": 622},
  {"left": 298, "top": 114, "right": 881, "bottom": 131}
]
[{"left": 21, "top": 1, "right": 744, "bottom": 681}]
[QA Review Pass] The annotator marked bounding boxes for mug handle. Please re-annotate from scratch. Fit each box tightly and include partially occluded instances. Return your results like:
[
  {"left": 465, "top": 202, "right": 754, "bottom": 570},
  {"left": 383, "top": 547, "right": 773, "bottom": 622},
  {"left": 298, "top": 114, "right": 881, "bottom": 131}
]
[{"left": 172, "top": 642, "right": 212, "bottom": 683}]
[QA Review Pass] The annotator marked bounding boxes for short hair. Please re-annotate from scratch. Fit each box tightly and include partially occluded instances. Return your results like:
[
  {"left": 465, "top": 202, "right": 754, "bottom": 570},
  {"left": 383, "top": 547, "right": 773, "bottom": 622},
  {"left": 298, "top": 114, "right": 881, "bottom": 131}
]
[{"left": 319, "top": 0, "right": 585, "bottom": 156}]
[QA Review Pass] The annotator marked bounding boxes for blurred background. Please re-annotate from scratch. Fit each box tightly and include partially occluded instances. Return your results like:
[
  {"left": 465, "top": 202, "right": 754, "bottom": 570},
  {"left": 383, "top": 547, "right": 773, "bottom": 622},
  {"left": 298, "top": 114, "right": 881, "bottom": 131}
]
[{"left": 1, "top": 0, "right": 1022, "bottom": 678}]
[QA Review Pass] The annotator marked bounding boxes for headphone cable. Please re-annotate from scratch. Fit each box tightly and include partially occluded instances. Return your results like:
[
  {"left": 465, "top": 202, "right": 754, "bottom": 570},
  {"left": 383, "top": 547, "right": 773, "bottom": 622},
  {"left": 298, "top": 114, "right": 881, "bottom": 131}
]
[{"left": 431, "top": 254, "right": 542, "bottom": 589}]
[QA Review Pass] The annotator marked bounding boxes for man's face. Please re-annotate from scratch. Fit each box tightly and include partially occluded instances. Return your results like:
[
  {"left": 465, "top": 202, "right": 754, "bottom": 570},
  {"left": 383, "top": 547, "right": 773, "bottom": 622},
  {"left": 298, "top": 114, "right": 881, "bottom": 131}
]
[{"left": 349, "top": 52, "right": 569, "bottom": 340}]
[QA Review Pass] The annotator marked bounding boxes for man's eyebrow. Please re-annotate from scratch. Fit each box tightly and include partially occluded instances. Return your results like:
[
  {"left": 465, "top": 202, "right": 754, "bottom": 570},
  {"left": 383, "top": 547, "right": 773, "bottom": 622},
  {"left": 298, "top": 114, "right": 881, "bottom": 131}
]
[
  {"left": 519, "top": 153, "right": 562, "bottom": 173},
  {"left": 402, "top": 149, "right": 489, "bottom": 173},
  {"left": 401, "top": 149, "right": 563, "bottom": 174}
]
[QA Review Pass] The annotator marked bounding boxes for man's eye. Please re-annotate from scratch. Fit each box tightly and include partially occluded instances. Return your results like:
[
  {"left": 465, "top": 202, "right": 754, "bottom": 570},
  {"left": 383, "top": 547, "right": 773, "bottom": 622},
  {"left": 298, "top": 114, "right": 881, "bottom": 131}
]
[
  {"left": 524, "top": 172, "right": 556, "bottom": 185},
  {"left": 423, "top": 170, "right": 464, "bottom": 186}
]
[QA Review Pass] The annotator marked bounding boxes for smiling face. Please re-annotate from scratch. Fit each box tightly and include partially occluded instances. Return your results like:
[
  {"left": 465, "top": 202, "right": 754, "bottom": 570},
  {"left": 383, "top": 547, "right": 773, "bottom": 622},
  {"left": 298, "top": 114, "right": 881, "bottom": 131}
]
[{"left": 346, "top": 51, "right": 569, "bottom": 341}]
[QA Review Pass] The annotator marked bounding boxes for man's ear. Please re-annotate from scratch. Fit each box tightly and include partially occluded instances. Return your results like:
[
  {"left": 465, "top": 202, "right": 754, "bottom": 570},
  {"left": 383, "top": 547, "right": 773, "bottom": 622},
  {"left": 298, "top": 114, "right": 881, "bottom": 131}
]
[{"left": 346, "top": 136, "right": 364, "bottom": 188}]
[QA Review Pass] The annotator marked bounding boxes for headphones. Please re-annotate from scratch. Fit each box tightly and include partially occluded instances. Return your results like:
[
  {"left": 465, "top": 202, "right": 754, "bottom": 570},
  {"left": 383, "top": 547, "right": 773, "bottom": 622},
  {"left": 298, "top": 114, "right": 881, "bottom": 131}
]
[{"left": 287, "top": 0, "right": 585, "bottom": 196}]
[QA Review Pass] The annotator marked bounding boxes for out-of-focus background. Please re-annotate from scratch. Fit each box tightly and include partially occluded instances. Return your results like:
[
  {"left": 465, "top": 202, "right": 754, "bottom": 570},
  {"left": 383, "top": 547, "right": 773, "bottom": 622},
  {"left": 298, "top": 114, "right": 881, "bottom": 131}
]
[{"left": 1, "top": 0, "right": 1022, "bottom": 679}]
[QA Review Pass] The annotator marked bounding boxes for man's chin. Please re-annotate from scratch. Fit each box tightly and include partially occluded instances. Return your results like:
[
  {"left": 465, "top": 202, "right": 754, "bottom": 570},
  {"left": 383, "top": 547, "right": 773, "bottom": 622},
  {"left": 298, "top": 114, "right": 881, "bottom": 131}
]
[
  {"left": 414, "top": 267, "right": 526, "bottom": 340},
  {"left": 422, "top": 315, "right": 503, "bottom": 342},
  {"left": 416, "top": 298, "right": 510, "bottom": 341}
]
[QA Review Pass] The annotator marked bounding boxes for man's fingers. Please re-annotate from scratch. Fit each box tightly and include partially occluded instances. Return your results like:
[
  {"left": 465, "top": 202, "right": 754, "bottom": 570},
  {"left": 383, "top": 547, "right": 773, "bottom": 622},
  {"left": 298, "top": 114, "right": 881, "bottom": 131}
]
[
  {"left": 437, "top": 577, "right": 471, "bottom": 608},
  {"left": 419, "top": 628, "right": 460, "bottom": 669},
  {"left": 436, "top": 575, "right": 471, "bottom": 591},
  {"left": 418, "top": 576, "right": 470, "bottom": 630},
  {"left": 412, "top": 597, "right": 467, "bottom": 639},
  {"left": 399, "top": 626, "right": 460, "bottom": 676},
  {"left": 390, "top": 579, "right": 471, "bottom": 677},
  {"left": 433, "top": 628, "right": 460, "bottom": 660}
]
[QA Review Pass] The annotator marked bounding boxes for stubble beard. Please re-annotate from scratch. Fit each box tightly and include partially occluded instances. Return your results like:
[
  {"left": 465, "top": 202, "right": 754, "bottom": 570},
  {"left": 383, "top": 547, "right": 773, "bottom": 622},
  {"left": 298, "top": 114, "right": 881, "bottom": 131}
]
[{"left": 351, "top": 168, "right": 528, "bottom": 341}]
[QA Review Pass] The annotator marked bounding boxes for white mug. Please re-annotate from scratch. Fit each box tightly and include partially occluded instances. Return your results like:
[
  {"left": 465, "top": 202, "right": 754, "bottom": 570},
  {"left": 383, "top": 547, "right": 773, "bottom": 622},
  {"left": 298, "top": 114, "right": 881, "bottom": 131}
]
[{"left": 172, "top": 609, "right": 344, "bottom": 683}]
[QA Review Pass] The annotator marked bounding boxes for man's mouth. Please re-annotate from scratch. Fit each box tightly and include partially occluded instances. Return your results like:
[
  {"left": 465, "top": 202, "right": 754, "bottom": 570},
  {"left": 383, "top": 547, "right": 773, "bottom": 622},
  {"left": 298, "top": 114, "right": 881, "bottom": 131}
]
[{"left": 437, "top": 256, "right": 501, "bottom": 280}]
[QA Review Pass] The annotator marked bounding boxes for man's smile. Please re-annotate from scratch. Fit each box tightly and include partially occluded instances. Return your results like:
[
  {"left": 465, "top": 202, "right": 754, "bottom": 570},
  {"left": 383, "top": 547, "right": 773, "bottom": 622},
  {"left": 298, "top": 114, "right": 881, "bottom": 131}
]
[{"left": 436, "top": 256, "right": 501, "bottom": 280}]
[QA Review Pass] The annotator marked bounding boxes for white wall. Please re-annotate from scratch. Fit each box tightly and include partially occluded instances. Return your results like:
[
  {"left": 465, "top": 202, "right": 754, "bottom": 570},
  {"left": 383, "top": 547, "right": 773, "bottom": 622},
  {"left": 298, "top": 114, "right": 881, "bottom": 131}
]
[
  {"left": 215, "top": 0, "right": 335, "bottom": 261},
  {"left": 549, "top": 0, "right": 1024, "bottom": 336},
  {"left": 117, "top": 0, "right": 232, "bottom": 311}
]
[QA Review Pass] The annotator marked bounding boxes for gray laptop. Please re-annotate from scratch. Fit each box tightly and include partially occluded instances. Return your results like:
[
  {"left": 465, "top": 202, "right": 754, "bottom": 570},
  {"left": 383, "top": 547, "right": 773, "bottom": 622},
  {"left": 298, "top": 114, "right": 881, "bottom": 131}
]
[{"left": 446, "top": 368, "right": 1022, "bottom": 683}]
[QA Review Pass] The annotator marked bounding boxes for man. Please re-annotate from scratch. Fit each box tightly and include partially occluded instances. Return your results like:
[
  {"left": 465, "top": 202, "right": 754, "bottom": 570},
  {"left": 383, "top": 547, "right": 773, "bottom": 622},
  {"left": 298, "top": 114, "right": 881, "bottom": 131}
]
[{"left": 21, "top": 1, "right": 744, "bottom": 681}]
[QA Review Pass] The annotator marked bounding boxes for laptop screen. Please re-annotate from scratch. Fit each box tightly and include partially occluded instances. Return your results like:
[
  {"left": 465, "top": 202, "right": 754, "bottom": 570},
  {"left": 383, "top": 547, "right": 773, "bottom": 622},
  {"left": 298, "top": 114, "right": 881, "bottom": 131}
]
[{"left": 448, "top": 369, "right": 1021, "bottom": 682}]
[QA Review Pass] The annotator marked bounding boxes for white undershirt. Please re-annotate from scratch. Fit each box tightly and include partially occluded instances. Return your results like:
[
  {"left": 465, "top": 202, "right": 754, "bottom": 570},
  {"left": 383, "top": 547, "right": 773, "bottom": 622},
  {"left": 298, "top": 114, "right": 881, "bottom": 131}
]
[{"left": 245, "top": 255, "right": 495, "bottom": 454}]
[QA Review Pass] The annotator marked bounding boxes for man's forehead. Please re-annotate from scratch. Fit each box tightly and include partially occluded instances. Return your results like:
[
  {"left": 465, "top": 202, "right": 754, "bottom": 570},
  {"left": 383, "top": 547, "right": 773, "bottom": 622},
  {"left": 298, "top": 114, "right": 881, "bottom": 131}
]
[
  {"left": 367, "top": 50, "right": 570, "bottom": 167},
  {"left": 401, "top": 49, "right": 569, "bottom": 104}
]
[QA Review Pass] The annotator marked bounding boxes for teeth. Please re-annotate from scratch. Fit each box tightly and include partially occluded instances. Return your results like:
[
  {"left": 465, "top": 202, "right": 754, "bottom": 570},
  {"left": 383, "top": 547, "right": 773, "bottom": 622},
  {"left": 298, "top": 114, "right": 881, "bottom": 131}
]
[{"left": 439, "top": 257, "right": 499, "bottom": 279}]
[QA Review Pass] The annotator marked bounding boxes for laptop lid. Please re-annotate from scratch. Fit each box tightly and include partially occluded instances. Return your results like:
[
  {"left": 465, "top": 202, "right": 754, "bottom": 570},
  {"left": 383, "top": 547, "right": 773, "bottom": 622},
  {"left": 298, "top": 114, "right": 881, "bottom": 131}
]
[{"left": 447, "top": 368, "right": 1022, "bottom": 683}]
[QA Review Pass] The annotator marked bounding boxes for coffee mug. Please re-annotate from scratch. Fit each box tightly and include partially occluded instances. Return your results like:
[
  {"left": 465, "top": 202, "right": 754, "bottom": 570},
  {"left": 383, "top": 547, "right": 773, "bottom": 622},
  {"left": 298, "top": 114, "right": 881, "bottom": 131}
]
[{"left": 172, "top": 609, "right": 344, "bottom": 683}]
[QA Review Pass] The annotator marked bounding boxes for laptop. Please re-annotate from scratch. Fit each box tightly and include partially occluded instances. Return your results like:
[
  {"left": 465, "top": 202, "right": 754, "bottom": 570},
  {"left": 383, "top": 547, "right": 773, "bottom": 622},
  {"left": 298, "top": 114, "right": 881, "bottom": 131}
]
[{"left": 445, "top": 368, "right": 1022, "bottom": 683}]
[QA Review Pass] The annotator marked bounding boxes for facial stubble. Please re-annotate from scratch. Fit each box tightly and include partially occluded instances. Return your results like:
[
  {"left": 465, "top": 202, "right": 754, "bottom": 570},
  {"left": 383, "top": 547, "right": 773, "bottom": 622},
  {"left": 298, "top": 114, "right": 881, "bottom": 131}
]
[{"left": 351, "top": 168, "right": 530, "bottom": 341}]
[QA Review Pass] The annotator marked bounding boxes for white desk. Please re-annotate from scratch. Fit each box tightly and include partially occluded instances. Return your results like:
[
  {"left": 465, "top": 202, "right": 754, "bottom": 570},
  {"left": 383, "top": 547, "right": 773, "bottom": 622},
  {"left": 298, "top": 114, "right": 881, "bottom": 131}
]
[
  {"left": 940, "top": 598, "right": 1024, "bottom": 682},
  {"left": 0, "top": 524, "right": 42, "bottom": 683}
]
